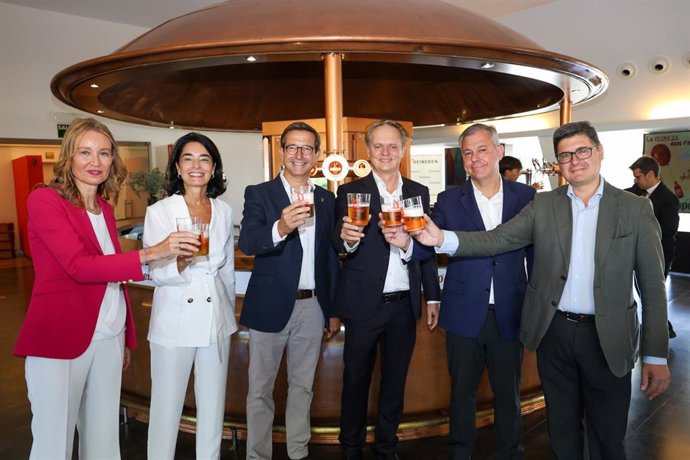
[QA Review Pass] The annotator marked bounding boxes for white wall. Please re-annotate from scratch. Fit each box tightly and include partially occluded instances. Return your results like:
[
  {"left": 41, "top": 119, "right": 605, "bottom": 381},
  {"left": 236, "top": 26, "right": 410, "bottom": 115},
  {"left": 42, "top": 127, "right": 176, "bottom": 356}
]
[{"left": 0, "top": 2, "right": 263, "bottom": 228}]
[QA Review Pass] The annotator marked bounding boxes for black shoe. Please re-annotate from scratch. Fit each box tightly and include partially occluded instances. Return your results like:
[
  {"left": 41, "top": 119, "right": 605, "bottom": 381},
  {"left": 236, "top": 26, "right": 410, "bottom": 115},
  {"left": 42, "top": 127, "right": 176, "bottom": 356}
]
[{"left": 669, "top": 321, "right": 677, "bottom": 339}]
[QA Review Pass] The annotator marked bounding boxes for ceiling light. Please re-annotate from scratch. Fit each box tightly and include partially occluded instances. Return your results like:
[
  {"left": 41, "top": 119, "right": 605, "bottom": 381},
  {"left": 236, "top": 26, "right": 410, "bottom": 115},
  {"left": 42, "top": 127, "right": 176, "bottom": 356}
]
[
  {"left": 617, "top": 63, "right": 636, "bottom": 79},
  {"left": 481, "top": 62, "right": 495, "bottom": 69},
  {"left": 90, "top": 83, "right": 99, "bottom": 88},
  {"left": 246, "top": 56, "right": 257, "bottom": 62},
  {"left": 96, "top": 109, "right": 104, "bottom": 114},
  {"left": 648, "top": 56, "right": 670, "bottom": 74}
]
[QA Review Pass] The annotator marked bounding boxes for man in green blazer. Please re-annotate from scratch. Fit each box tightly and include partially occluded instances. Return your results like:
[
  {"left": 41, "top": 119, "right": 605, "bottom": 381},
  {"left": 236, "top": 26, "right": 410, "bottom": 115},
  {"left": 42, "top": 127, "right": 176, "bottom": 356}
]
[{"left": 411, "top": 121, "right": 671, "bottom": 459}]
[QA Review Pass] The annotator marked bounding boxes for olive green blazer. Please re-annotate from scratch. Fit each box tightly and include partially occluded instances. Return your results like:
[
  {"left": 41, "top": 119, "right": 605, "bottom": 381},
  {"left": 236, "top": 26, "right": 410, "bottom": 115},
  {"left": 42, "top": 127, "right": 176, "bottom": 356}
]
[{"left": 453, "top": 181, "right": 668, "bottom": 377}]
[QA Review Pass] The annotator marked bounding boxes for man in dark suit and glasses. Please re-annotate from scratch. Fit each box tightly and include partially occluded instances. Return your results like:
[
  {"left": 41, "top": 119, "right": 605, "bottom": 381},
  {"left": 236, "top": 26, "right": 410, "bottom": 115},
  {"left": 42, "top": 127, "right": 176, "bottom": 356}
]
[
  {"left": 239, "top": 121, "right": 340, "bottom": 460},
  {"left": 627, "top": 155, "right": 680, "bottom": 338},
  {"left": 334, "top": 119, "right": 441, "bottom": 460},
  {"left": 412, "top": 121, "right": 671, "bottom": 459}
]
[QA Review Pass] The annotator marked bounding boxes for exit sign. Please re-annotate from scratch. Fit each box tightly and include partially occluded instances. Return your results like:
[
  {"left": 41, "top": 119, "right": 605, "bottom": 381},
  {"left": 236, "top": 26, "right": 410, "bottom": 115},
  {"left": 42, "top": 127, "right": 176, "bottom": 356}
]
[{"left": 57, "top": 124, "right": 69, "bottom": 138}]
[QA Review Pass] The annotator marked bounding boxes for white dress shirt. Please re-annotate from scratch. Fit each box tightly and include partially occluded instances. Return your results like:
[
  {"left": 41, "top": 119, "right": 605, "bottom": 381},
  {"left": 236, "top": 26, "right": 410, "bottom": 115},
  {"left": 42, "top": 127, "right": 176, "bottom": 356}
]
[
  {"left": 271, "top": 171, "right": 316, "bottom": 290},
  {"left": 472, "top": 179, "right": 504, "bottom": 304},
  {"left": 372, "top": 172, "right": 411, "bottom": 294},
  {"left": 87, "top": 210, "right": 126, "bottom": 341}
]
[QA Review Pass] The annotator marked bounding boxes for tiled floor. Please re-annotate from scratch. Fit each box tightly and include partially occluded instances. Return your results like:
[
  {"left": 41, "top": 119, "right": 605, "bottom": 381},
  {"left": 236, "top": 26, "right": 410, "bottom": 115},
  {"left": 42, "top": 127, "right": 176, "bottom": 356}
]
[{"left": 1, "top": 257, "right": 689, "bottom": 459}]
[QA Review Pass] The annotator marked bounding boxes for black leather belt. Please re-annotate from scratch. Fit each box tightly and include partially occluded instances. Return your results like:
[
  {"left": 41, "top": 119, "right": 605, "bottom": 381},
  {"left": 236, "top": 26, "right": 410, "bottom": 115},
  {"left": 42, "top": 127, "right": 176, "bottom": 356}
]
[
  {"left": 381, "top": 291, "right": 410, "bottom": 303},
  {"left": 296, "top": 289, "right": 315, "bottom": 300},
  {"left": 557, "top": 310, "right": 595, "bottom": 323}
]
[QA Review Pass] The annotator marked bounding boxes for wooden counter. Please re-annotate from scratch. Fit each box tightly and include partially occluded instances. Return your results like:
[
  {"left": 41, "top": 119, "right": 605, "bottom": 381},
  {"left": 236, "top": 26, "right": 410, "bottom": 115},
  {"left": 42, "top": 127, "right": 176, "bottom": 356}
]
[{"left": 121, "top": 245, "right": 543, "bottom": 443}]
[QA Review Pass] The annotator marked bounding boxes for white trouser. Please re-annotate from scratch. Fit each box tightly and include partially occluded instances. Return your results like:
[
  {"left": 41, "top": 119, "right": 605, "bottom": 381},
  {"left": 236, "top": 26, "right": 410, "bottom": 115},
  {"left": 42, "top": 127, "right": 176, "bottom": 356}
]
[
  {"left": 25, "top": 333, "right": 125, "bottom": 460},
  {"left": 246, "top": 297, "right": 324, "bottom": 460},
  {"left": 147, "top": 336, "right": 231, "bottom": 460}
]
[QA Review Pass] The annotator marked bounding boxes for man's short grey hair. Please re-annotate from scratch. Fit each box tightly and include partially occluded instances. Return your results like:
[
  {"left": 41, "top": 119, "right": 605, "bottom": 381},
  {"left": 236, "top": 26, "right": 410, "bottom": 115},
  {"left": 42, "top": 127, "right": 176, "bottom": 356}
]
[{"left": 458, "top": 123, "right": 500, "bottom": 147}]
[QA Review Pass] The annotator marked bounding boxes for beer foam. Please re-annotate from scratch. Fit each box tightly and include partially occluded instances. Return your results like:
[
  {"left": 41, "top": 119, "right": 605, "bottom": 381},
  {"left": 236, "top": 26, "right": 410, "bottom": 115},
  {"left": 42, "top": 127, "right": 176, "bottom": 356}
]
[{"left": 403, "top": 207, "right": 424, "bottom": 217}]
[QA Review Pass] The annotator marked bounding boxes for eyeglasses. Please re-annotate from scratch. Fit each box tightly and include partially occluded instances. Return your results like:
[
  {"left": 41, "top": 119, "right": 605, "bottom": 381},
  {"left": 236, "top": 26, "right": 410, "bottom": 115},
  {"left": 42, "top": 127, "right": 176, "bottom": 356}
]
[
  {"left": 556, "top": 145, "right": 598, "bottom": 164},
  {"left": 284, "top": 144, "right": 315, "bottom": 155}
]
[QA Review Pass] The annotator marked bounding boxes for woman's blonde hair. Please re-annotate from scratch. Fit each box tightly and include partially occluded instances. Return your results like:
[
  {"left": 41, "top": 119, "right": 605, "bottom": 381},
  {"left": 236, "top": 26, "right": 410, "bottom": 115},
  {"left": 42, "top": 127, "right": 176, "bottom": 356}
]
[{"left": 50, "top": 118, "right": 128, "bottom": 206}]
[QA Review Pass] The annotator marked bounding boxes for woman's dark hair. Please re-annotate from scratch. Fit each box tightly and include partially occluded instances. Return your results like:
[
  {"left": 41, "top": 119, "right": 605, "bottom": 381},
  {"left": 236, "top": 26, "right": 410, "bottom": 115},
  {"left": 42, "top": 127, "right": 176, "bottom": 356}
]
[{"left": 165, "top": 132, "right": 227, "bottom": 198}]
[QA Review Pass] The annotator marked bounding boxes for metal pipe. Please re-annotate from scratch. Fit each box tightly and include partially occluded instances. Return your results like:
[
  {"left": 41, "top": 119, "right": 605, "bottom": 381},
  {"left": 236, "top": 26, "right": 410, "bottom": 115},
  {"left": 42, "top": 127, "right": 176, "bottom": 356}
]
[
  {"left": 323, "top": 52, "right": 344, "bottom": 190},
  {"left": 558, "top": 95, "right": 572, "bottom": 186}
]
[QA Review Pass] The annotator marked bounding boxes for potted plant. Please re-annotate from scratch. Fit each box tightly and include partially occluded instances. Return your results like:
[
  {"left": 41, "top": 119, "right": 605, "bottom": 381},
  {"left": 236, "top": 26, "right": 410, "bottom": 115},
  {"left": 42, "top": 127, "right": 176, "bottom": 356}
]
[{"left": 128, "top": 167, "right": 166, "bottom": 205}]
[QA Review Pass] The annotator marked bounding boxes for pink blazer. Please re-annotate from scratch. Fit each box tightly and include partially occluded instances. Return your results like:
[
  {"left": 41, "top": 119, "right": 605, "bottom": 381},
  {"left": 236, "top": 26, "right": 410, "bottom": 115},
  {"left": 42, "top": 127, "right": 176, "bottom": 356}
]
[{"left": 14, "top": 187, "right": 142, "bottom": 359}]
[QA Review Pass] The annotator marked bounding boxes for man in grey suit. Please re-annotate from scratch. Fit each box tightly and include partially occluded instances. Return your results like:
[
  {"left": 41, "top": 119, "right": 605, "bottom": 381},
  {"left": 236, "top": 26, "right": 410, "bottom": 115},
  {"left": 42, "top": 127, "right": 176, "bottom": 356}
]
[{"left": 411, "top": 121, "right": 671, "bottom": 459}]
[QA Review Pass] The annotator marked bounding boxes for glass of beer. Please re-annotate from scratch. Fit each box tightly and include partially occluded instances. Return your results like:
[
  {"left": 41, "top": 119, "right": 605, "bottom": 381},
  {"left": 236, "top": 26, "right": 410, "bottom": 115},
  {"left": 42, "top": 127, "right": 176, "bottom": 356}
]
[
  {"left": 291, "top": 185, "right": 315, "bottom": 218},
  {"left": 381, "top": 194, "right": 403, "bottom": 227},
  {"left": 347, "top": 193, "right": 371, "bottom": 226},
  {"left": 402, "top": 196, "right": 426, "bottom": 232},
  {"left": 176, "top": 217, "right": 204, "bottom": 256}
]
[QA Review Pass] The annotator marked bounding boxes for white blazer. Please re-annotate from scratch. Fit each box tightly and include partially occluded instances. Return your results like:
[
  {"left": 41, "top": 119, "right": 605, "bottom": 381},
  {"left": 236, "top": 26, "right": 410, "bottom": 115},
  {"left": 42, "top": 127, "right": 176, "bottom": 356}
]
[{"left": 143, "top": 194, "right": 238, "bottom": 347}]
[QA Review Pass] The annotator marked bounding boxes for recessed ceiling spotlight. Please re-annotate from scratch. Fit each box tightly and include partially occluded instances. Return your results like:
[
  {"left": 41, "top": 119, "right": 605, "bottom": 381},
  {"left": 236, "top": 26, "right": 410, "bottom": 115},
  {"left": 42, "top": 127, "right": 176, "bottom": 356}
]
[
  {"left": 246, "top": 56, "right": 257, "bottom": 62},
  {"left": 96, "top": 109, "right": 104, "bottom": 114},
  {"left": 648, "top": 56, "right": 671, "bottom": 74},
  {"left": 169, "top": 121, "right": 175, "bottom": 129},
  {"left": 90, "top": 83, "right": 99, "bottom": 88},
  {"left": 481, "top": 62, "right": 495, "bottom": 69},
  {"left": 616, "top": 63, "right": 637, "bottom": 79}
]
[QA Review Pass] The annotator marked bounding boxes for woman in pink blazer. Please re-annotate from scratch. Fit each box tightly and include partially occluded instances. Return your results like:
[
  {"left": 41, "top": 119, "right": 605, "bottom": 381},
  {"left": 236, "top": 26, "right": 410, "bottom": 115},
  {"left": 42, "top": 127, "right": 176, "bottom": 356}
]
[{"left": 14, "top": 118, "right": 200, "bottom": 460}]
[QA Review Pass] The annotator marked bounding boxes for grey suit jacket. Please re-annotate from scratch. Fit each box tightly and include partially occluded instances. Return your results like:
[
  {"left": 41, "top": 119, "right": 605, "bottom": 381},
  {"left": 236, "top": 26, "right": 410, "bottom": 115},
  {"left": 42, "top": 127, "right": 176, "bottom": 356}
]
[{"left": 452, "top": 181, "right": 668, "bottom": 377}]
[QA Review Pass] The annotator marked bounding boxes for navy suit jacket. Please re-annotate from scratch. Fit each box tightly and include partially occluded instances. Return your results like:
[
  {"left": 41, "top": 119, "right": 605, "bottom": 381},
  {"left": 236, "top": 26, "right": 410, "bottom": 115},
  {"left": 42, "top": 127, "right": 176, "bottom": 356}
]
[
  {"left": 433, "top": 178, "right": 535, "bottom": 340},
  {"left": 332, "top": 173, "right": 441, "bottom": 322},
  {"left": 238, "top": 176, "right": 339, "bottom": 332},
  {"left": 626, "top": 182, "right": 679, "bottom": 273}
]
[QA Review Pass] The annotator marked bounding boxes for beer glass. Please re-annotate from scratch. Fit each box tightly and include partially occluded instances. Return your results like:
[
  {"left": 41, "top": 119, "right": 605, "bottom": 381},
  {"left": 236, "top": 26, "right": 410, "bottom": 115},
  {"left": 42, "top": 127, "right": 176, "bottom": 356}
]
[
  {"left": 402, "top": 196, "right": 426, "bottom": 232},
  {"left": 380, "top": 194, "right": 403, "bottom": 227},
  {"left": 291, "top": 184, "right": 315, "bottom": 218},
  {"left": 347, "top": 193, "right": 371, "bottom": 226},
  {"left": 176, "top": 217, "right": 206, "bottom": 256}
]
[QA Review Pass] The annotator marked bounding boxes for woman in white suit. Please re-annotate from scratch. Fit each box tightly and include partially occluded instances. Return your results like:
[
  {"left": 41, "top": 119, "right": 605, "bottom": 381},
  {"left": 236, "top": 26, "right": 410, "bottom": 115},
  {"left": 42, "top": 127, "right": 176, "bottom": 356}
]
[{"left": 143, "top": 132, "right": 238, "bottom": 459}]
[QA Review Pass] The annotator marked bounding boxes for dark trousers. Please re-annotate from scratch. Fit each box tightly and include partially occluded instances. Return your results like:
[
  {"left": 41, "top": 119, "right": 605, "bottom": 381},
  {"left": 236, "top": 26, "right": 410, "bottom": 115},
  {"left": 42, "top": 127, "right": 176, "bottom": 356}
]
[
  {"left": 339, "top": 297, "right": 417, "bottom": 459},
  {"left": 537, "top": 312, "right": 631, "bottom": 460},
  {"left": 446, "top": 310, "right": 524, "bottom": 460}
]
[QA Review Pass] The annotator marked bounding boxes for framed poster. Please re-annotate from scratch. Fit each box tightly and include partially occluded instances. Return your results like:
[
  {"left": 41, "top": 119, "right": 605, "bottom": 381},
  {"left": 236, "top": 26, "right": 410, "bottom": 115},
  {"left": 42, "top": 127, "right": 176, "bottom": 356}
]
[
  {"left": 643, "top": 130, "right": 690, "bottom": 213},
  {"left": 411, "top": 154, "right": 445, "bottom": 204}
]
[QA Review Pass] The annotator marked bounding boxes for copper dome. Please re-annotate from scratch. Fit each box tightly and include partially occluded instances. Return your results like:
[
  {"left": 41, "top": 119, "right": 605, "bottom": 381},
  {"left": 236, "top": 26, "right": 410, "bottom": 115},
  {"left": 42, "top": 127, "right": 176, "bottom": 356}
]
[{"left": 51, "top": 0, "right": 607, "bottom": 131}]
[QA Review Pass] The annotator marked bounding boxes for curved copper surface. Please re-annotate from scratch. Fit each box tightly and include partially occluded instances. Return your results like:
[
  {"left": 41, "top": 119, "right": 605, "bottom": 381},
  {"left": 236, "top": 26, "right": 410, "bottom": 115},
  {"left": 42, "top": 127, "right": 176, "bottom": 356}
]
[
  {"left": 51, "top": 0, "right": 607, "bottom": 131},
  {"left": 122, "top": 286, "right": 544, "bottom": 444}
]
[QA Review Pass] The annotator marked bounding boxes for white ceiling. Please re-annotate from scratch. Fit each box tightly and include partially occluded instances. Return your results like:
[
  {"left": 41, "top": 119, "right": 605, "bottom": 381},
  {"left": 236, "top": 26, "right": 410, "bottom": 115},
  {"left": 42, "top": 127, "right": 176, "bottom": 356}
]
[{"left": 0, "top": 0, "right": 554, "bottom": 28}]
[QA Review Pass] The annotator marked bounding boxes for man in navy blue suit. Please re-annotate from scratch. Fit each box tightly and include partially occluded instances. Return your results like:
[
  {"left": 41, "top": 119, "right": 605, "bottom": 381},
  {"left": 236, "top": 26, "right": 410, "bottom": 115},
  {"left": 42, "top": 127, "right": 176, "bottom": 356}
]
[
  {"left": 335, "top": 120, "right": 441, "bottom": 460},
  {"left": 439, "top": 124, "right": 534, "bottom": 459},
  {"left": 392, "top": 124, "right": 535, "bottom": 459},
  {"left": 239, "top": 122, "right": 340, "bottom": 460}
]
